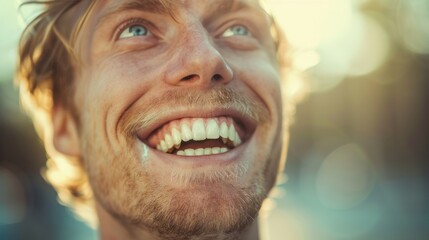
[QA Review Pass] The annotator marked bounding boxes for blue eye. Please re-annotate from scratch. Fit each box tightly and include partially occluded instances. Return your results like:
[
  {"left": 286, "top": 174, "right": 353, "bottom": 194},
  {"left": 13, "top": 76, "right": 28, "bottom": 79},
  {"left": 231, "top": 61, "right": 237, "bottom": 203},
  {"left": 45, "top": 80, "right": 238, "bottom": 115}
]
[
  {"left": 119, "top": 24, "right": 150, "bottom": 39},
  {"left": 222, "top": 25, "right": 251, "bottom": 37}
]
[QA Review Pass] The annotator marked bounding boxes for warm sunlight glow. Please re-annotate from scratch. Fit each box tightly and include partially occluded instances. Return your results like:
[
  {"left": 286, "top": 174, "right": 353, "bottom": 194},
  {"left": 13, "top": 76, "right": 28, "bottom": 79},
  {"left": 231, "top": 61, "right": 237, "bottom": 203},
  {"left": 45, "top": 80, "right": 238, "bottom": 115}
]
[{"left": 267, "top": 0, "right": 394, "bottom": 92}]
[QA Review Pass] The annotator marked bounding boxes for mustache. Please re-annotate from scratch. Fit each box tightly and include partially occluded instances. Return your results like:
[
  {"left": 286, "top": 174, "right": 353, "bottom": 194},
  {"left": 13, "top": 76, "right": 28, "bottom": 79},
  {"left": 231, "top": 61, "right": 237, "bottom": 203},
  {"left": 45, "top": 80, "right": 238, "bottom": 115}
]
[{"left": 121, "top": 88, "right": 269, "bottom": 136}]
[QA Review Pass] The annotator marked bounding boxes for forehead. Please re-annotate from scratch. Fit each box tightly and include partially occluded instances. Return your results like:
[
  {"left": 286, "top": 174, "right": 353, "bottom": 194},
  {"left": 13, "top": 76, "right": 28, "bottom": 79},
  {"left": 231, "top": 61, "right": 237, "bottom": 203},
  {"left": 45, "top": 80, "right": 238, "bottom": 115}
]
[{"left": 92, "top": 0, "right": 265, "bottom": 21}]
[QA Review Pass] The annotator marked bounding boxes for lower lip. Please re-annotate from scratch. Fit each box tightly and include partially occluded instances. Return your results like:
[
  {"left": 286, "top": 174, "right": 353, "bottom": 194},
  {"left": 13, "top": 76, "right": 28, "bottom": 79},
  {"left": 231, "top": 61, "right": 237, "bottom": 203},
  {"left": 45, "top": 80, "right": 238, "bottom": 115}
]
[{"left": 139, "top": 138, "right": 250, "bottom": 169}]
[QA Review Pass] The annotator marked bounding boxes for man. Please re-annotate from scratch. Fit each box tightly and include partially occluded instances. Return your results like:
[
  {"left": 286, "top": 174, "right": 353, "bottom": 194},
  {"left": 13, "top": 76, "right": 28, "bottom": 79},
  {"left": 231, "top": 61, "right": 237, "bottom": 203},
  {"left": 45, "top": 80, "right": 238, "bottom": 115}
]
[{"left": 17, "top": 0, "right": 296, "bottom": 239}]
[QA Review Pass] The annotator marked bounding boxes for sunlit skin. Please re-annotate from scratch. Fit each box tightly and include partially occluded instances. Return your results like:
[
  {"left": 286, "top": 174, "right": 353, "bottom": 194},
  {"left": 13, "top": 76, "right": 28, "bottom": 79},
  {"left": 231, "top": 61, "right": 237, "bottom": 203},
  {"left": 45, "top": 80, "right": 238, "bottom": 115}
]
[{"left": 53, "top": 0, "right": 285, "bottom": 239}]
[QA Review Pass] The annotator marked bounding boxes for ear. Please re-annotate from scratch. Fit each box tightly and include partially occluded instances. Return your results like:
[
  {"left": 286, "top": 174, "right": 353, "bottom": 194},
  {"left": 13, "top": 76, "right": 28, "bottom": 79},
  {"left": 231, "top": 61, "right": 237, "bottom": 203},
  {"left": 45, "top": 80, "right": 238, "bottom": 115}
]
[{"left": 52, "top": 105, "right": 80, "bottom": 157}]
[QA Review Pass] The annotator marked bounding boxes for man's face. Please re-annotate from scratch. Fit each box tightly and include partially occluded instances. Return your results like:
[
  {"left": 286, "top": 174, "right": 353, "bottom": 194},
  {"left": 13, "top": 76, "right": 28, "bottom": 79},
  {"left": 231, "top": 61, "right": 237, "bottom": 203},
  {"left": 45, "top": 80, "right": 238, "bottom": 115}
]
[{"left": 69, "top": 0, "right": 284, "bottom": 237}]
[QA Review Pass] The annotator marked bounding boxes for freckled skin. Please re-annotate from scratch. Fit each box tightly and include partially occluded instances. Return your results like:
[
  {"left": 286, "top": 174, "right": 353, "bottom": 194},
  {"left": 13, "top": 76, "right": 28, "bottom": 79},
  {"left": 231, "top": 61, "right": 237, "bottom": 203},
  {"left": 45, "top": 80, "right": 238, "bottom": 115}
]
[{"left": 61, "top": 0, "right": 285, "bottom": 239}]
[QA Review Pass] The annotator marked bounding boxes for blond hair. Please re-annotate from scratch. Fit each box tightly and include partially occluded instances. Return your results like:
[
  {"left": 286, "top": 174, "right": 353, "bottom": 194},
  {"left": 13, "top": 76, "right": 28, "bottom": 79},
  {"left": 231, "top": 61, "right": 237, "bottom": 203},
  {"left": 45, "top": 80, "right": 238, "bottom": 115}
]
[{"left": 16, "top": 0, "right": 295, "bottom": 226}]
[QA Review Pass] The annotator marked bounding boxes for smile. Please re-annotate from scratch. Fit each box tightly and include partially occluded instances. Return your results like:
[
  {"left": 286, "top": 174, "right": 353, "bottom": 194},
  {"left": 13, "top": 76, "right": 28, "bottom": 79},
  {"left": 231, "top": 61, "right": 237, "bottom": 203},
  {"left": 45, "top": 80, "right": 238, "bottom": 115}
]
[
  {"left": 136, "top": 108, "right": 257, "bottom": 160},
  {"left": 147, "top": 117, "right": 244, "bottom": 156}
]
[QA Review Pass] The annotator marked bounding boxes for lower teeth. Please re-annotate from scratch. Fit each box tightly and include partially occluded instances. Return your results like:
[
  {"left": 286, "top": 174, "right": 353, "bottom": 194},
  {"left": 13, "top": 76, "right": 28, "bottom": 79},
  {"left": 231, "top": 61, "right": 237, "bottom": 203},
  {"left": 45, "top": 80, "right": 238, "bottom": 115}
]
[{"left": 177, "top": 147, "right": 229, "bottom": 156}]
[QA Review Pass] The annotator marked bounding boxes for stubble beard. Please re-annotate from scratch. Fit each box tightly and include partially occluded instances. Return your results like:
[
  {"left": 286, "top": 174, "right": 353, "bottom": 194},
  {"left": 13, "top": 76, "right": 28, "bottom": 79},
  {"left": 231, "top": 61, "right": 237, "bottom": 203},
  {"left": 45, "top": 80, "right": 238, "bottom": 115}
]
[
  {"left": 135, "top": 170, "right": 267, "bottom": 240},
  {"left": 82, "top": 89, "right": 279, "bottom": 239},
  {"left": 84, "top": 131, "right": 274, "bottom": 240}
]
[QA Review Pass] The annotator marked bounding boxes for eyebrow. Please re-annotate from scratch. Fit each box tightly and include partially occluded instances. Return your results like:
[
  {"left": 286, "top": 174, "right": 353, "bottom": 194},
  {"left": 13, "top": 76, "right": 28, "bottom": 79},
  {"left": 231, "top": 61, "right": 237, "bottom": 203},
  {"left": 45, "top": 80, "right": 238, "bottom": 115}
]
[
  {"left": 96, "top": 0, "right": 267, "bottom": 26},
  {"left": 203, "top": 0, "right": 268, "bottom": 24},
  {"left": 96, "top": 0, "right": 177, "bottom": 27},
  {"left": 112, "top": 0, "right": 176, "bottom": 14}
]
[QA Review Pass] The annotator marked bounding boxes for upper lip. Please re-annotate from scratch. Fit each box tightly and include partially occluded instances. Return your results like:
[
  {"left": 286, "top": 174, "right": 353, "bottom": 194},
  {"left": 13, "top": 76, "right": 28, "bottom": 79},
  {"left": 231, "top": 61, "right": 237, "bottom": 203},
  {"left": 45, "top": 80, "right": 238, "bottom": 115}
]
[{"left": 135, "top": 107, "right": 258, "bottom": 143}]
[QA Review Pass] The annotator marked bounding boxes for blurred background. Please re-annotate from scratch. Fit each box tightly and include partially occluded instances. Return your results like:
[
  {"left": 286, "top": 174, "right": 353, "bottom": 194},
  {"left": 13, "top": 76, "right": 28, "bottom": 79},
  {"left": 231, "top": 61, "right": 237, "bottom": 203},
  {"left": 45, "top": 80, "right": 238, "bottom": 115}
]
[{"left": 1, "top": 0, "right": 428, "bottom": 239}]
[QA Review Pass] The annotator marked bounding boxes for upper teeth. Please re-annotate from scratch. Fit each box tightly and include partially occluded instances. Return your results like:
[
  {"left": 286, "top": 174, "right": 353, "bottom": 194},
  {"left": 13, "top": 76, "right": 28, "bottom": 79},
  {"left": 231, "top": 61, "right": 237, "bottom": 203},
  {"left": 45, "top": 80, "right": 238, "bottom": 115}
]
[{"left": 149, "top": 117, "right": 242, "bottom": 154}]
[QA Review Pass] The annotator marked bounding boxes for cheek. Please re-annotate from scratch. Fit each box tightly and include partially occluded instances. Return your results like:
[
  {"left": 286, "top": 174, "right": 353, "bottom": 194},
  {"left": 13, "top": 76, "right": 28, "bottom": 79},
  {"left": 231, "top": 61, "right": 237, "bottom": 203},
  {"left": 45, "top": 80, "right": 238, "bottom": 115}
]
[
  {"left": 230, "top": 51, "right": 283, "bottom": 116},
  {"left": 82, "top": 129, "right": 148, "bottom": 204},
  {"left": 233, "top": 53, "right": 283, "bottom": 185},
  {"left": 74, "top": 53, "right": 169, "bottom": 148},
  {"left": 79, "top": 58, "right": 143, "bottom": 105},
  {"left": 78, "top": 49, "right": 170, "bottom": 106}
]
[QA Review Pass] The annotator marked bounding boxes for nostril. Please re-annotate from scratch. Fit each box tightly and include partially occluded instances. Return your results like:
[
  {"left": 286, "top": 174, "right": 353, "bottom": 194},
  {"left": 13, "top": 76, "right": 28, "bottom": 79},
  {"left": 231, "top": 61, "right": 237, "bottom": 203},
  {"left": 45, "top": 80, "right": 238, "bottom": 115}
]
[
  {"left": 212, "top": 74, "right": 223, "bottom": 82},
  {"left": 182, "top": 74, "right": 198, "bottom": 81},
  {"left": 178, "top": 73, "right": 226, "bottom": 84}
]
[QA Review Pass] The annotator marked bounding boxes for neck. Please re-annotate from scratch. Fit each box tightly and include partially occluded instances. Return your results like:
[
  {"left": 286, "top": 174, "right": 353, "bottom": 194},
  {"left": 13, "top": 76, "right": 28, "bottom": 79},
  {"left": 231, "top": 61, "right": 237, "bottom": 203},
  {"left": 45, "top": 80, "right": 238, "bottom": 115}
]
[{"left": 96, "top": 202, "right": 260, "bottom": 240}]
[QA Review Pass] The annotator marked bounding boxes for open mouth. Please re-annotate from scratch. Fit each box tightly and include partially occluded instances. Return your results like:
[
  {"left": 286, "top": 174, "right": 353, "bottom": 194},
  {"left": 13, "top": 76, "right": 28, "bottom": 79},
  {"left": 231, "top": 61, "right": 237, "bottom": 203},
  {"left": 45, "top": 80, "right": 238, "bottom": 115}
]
[{"left": 143, "top": 116, "right": 252, "bottom": 156}]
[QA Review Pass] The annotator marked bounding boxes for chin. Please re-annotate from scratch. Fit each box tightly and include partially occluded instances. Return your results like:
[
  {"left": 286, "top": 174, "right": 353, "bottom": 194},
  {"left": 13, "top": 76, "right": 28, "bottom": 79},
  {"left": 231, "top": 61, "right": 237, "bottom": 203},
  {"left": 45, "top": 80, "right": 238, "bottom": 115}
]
[
  {"left": 85, "top": 92, "right": 282, "bottom": 238},
  {"left": 139, "top": 175, "right": 267, "bottom": 238},
  {"left": 124, "top": 116, "right": 280, "bottom": 237}
]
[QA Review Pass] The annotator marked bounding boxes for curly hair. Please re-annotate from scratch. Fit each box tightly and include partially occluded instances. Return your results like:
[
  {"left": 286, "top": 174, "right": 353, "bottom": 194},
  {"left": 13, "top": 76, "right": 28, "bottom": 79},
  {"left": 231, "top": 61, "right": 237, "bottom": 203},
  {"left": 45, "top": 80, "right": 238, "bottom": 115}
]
[{"left": 16, "top": 0, "right": 297, "bottom": 227}]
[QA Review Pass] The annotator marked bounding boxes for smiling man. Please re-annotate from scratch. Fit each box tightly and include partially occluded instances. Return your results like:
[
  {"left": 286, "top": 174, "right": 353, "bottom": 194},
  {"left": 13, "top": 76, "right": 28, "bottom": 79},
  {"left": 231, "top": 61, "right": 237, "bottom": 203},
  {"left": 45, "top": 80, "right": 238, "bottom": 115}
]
[{"left": 17, "top": 0, "right": 294, "bottom": 239}]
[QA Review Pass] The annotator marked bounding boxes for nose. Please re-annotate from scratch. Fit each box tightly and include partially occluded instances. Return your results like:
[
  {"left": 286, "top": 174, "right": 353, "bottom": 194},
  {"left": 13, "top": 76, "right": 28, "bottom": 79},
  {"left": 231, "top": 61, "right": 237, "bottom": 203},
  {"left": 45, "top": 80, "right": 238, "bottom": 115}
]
[{"left": 163, "top": 26, "right": 234, "bottom": 88}]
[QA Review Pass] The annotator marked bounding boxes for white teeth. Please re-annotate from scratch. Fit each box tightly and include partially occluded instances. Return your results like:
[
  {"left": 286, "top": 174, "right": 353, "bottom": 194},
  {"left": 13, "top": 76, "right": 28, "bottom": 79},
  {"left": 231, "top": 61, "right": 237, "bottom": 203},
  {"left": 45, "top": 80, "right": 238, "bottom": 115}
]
[
  {"left": 165, "top": 134, "right": 174, "bottom": 149},
  {"left": 155, "top": 117, "right": 244, "bottom": 153},
  {"left": 176, "top": 147, "right": 230, "bottom": 156},
  {"left": 181, "top": 123, "right": 193, "bottom": 142},
  {"left": 177, "top": 150, "right": 185, "bottom": 156},
  {"left": 192, "top": 119, "right": 206, "bottom": 141},
  {"left": 220, "top": 122, "right": 229, "bottom": 138},
  {"left": 212, "top": 147, "right": 220, "bottom": 154},
  {"left": 171, "top": 128, "right": 182, "bottom": 145},
  {"left": 195, "top": 148, "right": 204, "bottom": 156},
  {"left": 228, "top": 124, "right": 236, "bottom": 142},
  {"left": 206, "top": 119, "right": 220, "bottom": 139},
  {"left": 184, "top": 149, "right": 195, "bottom": 156},
  {"left": 234, "top": 132, "right": 242, "bottom": 147},
  {"left": 204, "top": 148, "right": 212, "bottom": 155},
  {"left": 160, "top": 140, "right": 168, "bottom": 152}
]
